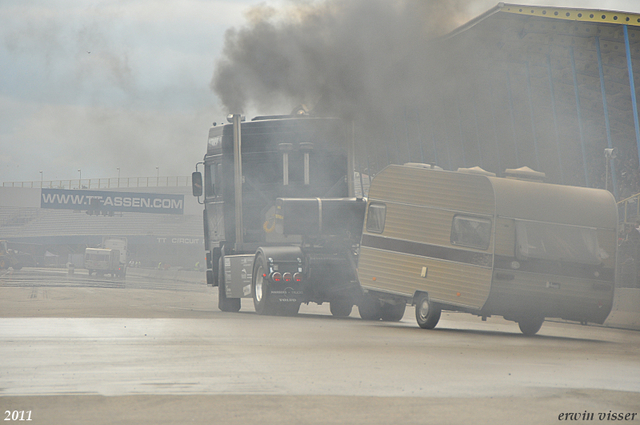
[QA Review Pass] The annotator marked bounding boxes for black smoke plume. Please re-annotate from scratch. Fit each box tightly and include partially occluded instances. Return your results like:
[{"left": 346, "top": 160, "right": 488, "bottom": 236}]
[{"left": 212, "top": 0, "right": 475, "bottom": 119}]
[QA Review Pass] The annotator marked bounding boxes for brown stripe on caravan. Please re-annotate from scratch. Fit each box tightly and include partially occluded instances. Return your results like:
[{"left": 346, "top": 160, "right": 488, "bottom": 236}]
[{"left": 361, "top": 234, "right": 492, "bottom": 267}]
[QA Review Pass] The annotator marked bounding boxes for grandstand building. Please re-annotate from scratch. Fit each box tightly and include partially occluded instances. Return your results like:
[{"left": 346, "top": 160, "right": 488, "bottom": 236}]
[{"left": 0, "top": 177, "right": 203, "bottom": 268}]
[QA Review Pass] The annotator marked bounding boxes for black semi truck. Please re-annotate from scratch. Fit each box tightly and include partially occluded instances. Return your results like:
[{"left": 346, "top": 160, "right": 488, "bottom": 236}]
[{"left": 192, "top": 114, "right": 402, "bottom": 319}]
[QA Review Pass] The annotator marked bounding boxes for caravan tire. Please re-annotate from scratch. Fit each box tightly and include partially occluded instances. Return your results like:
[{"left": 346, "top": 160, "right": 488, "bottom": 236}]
[
  {"left": 252, "top": 254, "right": 277, "bottom": 316},
  {"left": 330, "top": 299, "right": 353, "bottom": 317},
  {"left": 380, "top": 302, "right": 406, "bottom": 322},
  {"left": 518, "top": 316, "right": 544, "bottom": 336},
  {"left": 358, "top": 294, "right": 382, "bottom": 320},
  {"left": 415, "top": 294, "right": 441, "bottom": 329},
  {"left": 218, "top": 257, "right": 241, "bottom": 313}
]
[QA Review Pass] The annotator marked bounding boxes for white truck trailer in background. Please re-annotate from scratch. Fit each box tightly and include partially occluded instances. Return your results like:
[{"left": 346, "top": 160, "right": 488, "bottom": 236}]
[
  {"left": 84, "top": 248, "right": 124, "bottom": 277},
  {"left": 103, "top": 237, "right": 128, "bottom": 267},
  {"left": 83, "top": 237, "right": 128, "bottom": 278}
]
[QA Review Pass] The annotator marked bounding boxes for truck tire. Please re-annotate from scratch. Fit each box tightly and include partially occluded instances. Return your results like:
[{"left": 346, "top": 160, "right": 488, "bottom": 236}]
[
  {"left": 251, "top": 253, "right": 277, "bottom": 315},
  {"left": 206, "top": 270, "right": 215, "bottom": 286},
  {"left": 380, "top": 302, "right": 406, "bottom": 322},
  {"left": 218, "top": 257, "right": 241, "bottom": 313},
  {"left": 358, "top": 294, "right": 382, "bottom": 320},
  {"left": 518, "top": 316, "right": 544, "bottom": 336},
  {"left": 415, "top": 293, "right": 441, "bottom": 329},
  {"left": 278, "top": 302, "right": 301, "bottom": 317},
  {"left": 330, "top": 299, "right": 353, "bottom": 317}
]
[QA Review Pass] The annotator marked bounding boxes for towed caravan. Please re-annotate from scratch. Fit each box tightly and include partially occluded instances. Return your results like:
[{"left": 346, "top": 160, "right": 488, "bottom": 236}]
[{"left": 357, "top": 164, "right": 618, "bottom": 335}]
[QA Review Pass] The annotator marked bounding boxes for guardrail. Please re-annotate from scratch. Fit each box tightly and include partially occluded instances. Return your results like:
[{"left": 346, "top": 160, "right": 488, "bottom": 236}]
[
  {"left": 3, "top": 176, "right": 192, "bottom": 190},
  {"left": 618, "top": 193, "right": 640, "bottom": 224}
]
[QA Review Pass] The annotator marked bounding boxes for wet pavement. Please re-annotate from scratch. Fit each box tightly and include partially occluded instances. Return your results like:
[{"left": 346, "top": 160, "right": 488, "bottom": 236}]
[{"left": 1, "top": 267, "right": 639, "bottom": 424}]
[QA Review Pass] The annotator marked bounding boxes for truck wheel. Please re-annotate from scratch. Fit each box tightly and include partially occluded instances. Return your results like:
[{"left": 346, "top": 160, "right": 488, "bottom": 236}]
[
  {"left": 358, "top": 294, "right": 382, "bottom": 320},
  {"left": 380, "top": 302, "right": 406, "bottom": 322},
  {"left": 278, "top": 302, "right": 301, "bottom": 317},
  {"left": 330, "top": 299, "right": 353, "bottom": 317},
  {"left": 218, "top": 257, "right": 241, "bottom": 313},
  {"left": 206, "top": 270, "right": 215, "bottom": 286},
  {"left": 415, "top": 294, "right": 441, "bottom": 329},
  {"left": 252, "top": 254, "right": 276, "bottom": 315},
  {"left": 518, "top": 316, "right": 544, "bottom": 336}
]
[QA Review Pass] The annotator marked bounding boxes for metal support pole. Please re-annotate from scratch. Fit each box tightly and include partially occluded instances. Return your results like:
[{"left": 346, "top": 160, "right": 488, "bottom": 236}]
[
  {"left": 360, "top": 123, "right": 372, "bottom": 185},
  {"left": 392, "top": 113, "right": 401, "bottom": 164},
  {"left": 385, "top": 138, "right": 391, "bottom": 167},
  {"left": 471, "top": 96, "right": 484, "bottom": 170},
  {"left": 403, "top": 106, "right": 412, "bottom": 164},
  {"left": 348, "top": 121, "right": 355, "bottom": 197},
  {"left": 506, "top": 71, "right": 520, "bottom": 167},
  {"left": 570, "top": 47, "right": 590, "bottom": 187},
  {"left": 624, "top": 25, "right": 640, "bottom": 173},
  {"left": 441, "top": 100, "right": 453, "bottom": 170},
  {"left": 526, "top": 62, "right": 541, "bottom": 170},
  {"left": 488, "top": 81, "right": 502, "bottom": 173},
  {"left": 416, "top": 112, "right": 425, "bottom": 164},
  {"left": 428, "top": 110, "right": 439, "bottom": 166},
  {"left": 456, "top": 101, "right": 467, "bottom": 168},
  {"left": 605, "top": 158, "right": 610, "bottom": 192},
  {"left": 596, "top": 36, "right": 619, "bottom": 199},
  {"left": 546, "top": 55, "right": 564, "bottom": 184}
]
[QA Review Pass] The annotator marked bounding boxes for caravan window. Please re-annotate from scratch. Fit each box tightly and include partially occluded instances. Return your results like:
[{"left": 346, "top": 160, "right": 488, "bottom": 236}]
[
  {"left": 451, "top": 215, "right": 492, "bottom": 250},
  {"left": 515, "top": 221, "right": 602, "bottom": 265},
  {"left": 366, "top": 203, "right": 386, "bottom": 233}
]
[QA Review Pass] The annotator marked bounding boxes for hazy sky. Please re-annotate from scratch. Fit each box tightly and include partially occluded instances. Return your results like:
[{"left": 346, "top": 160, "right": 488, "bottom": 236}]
[{"left": 1, "top": 0, "right": 640, "bottom": 184}]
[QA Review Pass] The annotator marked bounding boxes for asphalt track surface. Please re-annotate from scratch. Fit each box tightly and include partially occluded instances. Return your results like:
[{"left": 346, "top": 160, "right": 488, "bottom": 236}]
[{"left": 1, "top": 267, "right": 639, "bottom": 424}]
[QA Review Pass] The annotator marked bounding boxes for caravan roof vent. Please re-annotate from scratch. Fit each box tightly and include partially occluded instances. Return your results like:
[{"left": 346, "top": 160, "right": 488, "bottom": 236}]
[
  {"left": 456, "top": 166, "right": 496, "bottom": 177},
  {"left": 503, "top": 166, "right": 546, "bottom": 182},
  {"left": 404, "top": 163, "right": 444, "bottom": 170}
]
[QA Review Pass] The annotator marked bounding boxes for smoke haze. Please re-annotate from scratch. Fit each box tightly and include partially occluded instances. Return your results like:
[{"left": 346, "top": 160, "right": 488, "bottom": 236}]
[
  {"left": 3, "top": 0, "right": 640, "bottom": 183},
  {"left": 211, "top": 0, "right": 640, "bottom": 190},
  {"left": 213, "top": 0, "right": 474, "bottom": 119}
]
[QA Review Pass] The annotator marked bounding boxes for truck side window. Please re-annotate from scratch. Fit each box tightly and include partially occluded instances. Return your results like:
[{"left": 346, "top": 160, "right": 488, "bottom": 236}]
[
  {"left": 366, "top": 203, "right": 386, "bottom": 233},
  {"left": 451, "top": 215, "right": 492, "bottom": 250},
  {"left": 205, "top": 163, "right": 217, "bottom": 198}
]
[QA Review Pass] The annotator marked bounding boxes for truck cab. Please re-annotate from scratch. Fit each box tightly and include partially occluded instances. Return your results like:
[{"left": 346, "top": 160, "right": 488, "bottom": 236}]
[{"left": 193, "top": 115, "right": 366, "bottom": 316}]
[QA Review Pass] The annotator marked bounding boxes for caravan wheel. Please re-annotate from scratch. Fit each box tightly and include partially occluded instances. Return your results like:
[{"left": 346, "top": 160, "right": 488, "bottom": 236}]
[
  {"left": 415, "top": 294, "right": 441, "bottom": 329},
  {"left": 358, "top": 294, "right": 382, "bottom": 320},
  {"left": 380, "top": 302, "right": 406, "bottom": 322},
  {"left": 518, "top": 316, "right": 544, "bottom": 336},
  {"left": 330, "top": 299, "right": 353, "bottom": 317}
]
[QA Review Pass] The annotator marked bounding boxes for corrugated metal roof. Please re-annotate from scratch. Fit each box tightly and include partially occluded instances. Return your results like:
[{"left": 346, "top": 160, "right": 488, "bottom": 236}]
[
  {"left": 423, "top": 3, "right": 640, "bottom": 200},
  {"left": 448, "top": 3, "right": 640, "bottom": 39}
]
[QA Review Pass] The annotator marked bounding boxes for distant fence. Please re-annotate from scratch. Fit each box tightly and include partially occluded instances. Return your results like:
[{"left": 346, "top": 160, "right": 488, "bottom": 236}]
[{"left": 3, "top": 176, "right": 192, "bottom": 190}]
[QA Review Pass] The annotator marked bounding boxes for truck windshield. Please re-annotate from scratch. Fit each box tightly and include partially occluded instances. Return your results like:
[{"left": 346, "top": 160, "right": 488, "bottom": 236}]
[{"left": 515, "top": 221, "right": 602, "bottom": 265}]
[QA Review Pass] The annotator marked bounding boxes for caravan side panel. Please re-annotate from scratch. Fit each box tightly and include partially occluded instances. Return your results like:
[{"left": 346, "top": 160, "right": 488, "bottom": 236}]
[
  {"left": 484, "top": 177, "right": 618, "bottom": 324},
  {"left": 358, "top": 165, "right": 495, "bottom": 310}
]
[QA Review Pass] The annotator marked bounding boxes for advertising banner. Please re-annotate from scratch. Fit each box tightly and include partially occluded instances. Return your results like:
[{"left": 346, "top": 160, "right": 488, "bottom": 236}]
[{"left": 41, "top": 188, "right": 184, "bottom": 215}]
